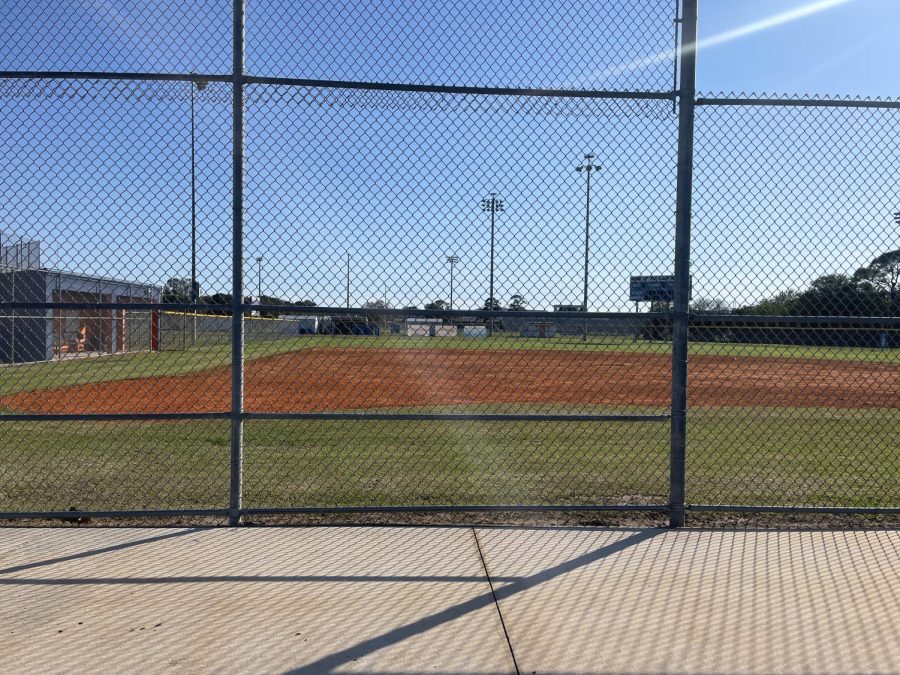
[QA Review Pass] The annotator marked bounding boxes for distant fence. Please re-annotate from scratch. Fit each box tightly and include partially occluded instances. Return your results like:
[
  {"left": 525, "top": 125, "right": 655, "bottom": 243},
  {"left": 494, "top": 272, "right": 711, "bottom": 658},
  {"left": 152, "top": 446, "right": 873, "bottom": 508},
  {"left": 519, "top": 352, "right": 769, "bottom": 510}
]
[{"left": 156, "top": 311, "right": 306, "bottom": 350}]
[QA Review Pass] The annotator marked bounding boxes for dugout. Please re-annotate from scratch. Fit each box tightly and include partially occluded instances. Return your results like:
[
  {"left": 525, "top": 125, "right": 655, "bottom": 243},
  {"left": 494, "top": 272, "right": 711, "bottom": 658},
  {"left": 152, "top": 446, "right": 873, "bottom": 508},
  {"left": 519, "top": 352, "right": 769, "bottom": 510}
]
[{"left": 0, "top": 268, "right": 161, "bottom": 363}]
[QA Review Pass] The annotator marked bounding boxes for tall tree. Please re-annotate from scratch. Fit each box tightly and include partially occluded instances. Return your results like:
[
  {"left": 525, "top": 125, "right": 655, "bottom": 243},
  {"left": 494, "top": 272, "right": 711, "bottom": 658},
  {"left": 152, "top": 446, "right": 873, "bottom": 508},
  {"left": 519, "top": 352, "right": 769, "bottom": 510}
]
[
  {"left": 482, "top": 297, "right": 503, "bottom": 311},
  {"left": 508, "top": 294, "right": 527, "bottom": 311},
  {"left": 792, "top": 274, "right": 886, "bottom": 316},
  {"left": 424, "top": 299, "right": 448, "bottom": 311},
  {"left": 734, "top": 289, "right": 801, "bottom": 316},
  {"left": 690, "top": 297, "right": 730, "bottom": 314},
  {"left": 162, "top": 277, "right": 192, "bottom": 303},
  {"left": 853, "top": 250, "right": 900, "bottom": 316}
]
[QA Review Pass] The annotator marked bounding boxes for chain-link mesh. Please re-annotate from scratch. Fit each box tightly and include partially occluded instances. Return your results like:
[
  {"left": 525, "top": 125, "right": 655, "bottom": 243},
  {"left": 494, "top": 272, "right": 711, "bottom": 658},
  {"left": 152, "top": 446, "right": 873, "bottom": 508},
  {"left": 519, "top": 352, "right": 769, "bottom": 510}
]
[
  {"left": 1, "top": 1, "right": 897, "bottom": 523},
  {"left": 690, "top": 95, "right": 900, "bottom": 509},
  {"left": 0, "top": 1, "right": 232, "bottom": 74},
  {"left": 245, "top": 0, "right": 678, "bottom": 91},
  {"left": 236, "top": 82, "right": 676, "bottom": 508}
]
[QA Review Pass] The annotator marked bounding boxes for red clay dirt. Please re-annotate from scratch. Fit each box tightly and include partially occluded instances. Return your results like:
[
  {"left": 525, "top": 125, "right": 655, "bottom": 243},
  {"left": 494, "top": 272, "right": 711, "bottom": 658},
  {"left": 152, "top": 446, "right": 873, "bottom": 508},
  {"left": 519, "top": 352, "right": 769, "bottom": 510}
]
[{"left": 2, "top": 347, "right": 898, "bottom": 414}]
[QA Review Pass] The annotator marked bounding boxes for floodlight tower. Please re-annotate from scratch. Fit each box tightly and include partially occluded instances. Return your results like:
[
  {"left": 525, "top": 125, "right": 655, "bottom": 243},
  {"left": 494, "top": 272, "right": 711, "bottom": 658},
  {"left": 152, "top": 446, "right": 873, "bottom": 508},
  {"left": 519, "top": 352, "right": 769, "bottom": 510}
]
[
  {"left": 346, "top": 253, "right": 351, "bottom": 309},
  {"left": 255, "top": 256, "right": 264, "bottom": 312},
  {"left": 480, "top": 193, "right": 504, "bottom": 335},
  {"left": 446, "top": 255, "right": 460, "bottom": 310},
  {"left": 190, "top": 78, "right": 208, "bottom": 308},
  {"left": 189, "top": 77, "right": 207, "bottom": 345},
  {"left": 480, "top": 192, "right": 504, "bottom": 310},
  {"left": 576, "top": 153, "right": 601, "bottom": 341}
]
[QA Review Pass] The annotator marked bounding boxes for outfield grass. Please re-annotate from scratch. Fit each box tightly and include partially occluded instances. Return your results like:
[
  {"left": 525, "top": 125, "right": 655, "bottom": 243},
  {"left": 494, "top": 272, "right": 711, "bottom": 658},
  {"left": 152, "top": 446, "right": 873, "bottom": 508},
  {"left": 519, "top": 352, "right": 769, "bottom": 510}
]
[
  {"left": 1, "top": 407, "right": 897, "bottom": 512},
  {"left": 1, "top": 333, "right": 896, "bottom": 399}
]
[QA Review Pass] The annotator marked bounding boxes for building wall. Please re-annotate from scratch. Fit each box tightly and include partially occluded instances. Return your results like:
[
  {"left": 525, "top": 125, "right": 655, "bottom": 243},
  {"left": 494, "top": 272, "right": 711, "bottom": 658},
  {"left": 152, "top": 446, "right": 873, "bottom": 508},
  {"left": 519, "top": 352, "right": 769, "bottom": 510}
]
[{"left": 0, "top": 269, "right": 49, "bottom": 363}]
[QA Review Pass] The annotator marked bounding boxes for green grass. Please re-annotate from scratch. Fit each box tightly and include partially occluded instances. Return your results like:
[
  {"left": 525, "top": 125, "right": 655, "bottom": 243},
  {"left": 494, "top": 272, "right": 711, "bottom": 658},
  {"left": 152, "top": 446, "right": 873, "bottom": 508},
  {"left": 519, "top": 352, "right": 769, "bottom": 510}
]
[
  {"left": 1, "top": 407, "right": 897, "bottom": 512},
  {"left": 1, "top": 333, "right": 896, "bottom": 399}
]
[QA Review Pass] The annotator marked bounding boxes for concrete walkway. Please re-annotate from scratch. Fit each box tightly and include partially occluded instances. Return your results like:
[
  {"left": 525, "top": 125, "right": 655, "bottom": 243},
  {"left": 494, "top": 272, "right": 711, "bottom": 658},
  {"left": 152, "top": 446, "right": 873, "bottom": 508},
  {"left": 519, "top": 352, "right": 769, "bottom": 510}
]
[{"left": 0, "top": 527, "right": 897, "bottom": 674}]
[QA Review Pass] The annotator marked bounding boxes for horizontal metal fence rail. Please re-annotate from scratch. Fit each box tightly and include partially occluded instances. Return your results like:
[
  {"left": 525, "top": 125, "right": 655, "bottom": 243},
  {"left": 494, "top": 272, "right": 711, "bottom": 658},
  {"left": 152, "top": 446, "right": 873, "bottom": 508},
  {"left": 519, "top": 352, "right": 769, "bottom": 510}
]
[
  {"left": 696, "top": 96, "right": 900, "bottom": 110},
  {"left": 0, "top": 412, "right": 670, "bottom": 423},
  {"left": 688, "top": 505, "right": 900, "bottom": 515}
]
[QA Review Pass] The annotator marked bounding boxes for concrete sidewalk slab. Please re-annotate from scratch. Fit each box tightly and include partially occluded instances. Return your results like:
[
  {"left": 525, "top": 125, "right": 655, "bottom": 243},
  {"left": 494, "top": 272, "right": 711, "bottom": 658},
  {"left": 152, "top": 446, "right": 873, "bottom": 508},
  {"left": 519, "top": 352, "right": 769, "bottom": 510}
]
[
  {"left": 2, "top": 526, "right": 898, "bottom": 674},
  {"left": 476, "top": 528, "right": 900, "bottom": 674},
  {"left": 0, "top": 527, "right": 515, "bottom": 674}
]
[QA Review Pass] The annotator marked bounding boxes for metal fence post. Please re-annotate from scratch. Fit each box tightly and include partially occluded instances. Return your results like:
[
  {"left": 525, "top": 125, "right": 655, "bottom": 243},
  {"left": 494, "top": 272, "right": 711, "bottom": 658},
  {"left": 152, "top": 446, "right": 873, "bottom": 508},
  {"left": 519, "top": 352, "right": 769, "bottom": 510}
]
[
  {"left": 229, "top": 0, "right": 246, "bottom": 526},
  {"left": 669, "top": 0, "right": 697, "bottom": 528}
]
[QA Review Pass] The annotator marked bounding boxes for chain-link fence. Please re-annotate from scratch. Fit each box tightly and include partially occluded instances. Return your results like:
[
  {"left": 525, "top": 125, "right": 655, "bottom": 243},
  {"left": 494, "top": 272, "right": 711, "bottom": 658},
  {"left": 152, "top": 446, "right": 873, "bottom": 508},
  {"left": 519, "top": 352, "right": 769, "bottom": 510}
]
[{"left": 0, "top": 0, "right": 897, "bottom": 525}]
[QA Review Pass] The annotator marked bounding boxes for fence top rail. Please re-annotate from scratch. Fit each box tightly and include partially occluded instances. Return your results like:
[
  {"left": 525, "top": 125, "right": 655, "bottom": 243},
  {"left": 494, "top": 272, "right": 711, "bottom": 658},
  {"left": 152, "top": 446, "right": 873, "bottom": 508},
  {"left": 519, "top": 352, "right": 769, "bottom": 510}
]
[
  {"left": 0, "top": 70, "right": 232, "bottom": 83},
  {"left": 696, "top": 93, "right": 900, "bottom": 110},
  {"left": 0, "top": 70, "right": 678, "bottom": 101},
  {"left": 244, "top": 76, "right": 678, "bottom": 100}
]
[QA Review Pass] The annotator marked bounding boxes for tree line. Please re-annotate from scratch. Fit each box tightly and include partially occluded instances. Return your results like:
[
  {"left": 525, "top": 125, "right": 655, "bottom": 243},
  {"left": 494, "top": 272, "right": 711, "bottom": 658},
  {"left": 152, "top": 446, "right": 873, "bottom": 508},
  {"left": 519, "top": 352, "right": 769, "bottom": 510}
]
[
  {"left": 685, "top": 249, "right": 899, "bottom": 348},
  {"left": 162, "top": 278, "right": 315, "bottom": 318},
  {"left": 694, "top": 249, "right": 898, "bottom": 318}
]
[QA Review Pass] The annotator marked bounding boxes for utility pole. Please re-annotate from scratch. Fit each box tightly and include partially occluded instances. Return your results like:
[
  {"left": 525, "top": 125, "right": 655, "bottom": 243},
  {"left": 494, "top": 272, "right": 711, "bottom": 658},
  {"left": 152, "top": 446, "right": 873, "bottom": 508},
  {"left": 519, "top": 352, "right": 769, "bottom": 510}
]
[
  {"left": 190, "top": 77, "right": 208, "bottom": 346},
  {"left": 446, "top": 255, "right": 460, "bottom": 310},
  {"left": 255, "top": 256, "right": 263, "bottom": 313},
  {"left": 576, "top": 153, "right": 601, "bottom": 342},
  {"left": 480, "top": 193, "right": 504, "bottom": 334},
  {"left": 346, "top": 253, "right": 351, "bottom": 309}
]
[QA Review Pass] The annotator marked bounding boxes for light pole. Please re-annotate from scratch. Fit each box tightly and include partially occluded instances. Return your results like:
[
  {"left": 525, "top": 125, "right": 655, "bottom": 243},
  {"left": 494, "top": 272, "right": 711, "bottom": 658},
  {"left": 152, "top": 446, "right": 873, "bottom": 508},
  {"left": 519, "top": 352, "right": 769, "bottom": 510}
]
[
  {"left": 480, "top": 193, "right": 504, "bottom": 333},
  {"left": 190, "top": 77, "right": 207, "bottom": 345},
  {"left": 255, "top": 256, "right": 263, "bottom": 315},
  {"left": 346, "top": 253, "right": 351, "bottom": 309},
  {"left": 576, "top": 153, "right": 601, "bottom": 341},
  {"left": 446, "top": 255, "right": 460, "bottom": 310},
  {"left": 893, "top": 211, "right": 900, "bottom": 320}
]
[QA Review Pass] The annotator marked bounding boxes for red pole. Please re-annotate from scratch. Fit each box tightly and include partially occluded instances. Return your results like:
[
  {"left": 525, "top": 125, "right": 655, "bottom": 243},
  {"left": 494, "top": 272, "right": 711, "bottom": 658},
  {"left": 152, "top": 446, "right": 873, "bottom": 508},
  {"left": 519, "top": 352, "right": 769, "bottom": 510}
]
[{"left": 151, "top": 310, "right": 160, "bottom": 351}]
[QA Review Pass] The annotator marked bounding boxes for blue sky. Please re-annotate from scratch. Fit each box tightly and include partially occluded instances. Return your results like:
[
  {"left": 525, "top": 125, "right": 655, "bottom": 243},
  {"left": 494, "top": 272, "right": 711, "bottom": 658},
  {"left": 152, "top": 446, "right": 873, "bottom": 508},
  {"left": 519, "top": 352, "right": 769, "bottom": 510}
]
[
  {"left": 1, "top": 0, "right": 898, "bottom": 311},
  {"left": 697, "top": 0, "right": 900, "bottom": 97}
]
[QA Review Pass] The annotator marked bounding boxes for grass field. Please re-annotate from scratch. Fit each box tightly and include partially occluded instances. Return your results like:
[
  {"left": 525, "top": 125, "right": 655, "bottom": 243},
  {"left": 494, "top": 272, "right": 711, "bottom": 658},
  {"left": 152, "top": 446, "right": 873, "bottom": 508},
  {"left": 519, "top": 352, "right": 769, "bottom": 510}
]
[
  {"left": 1, "top": 407, "right": 897, "bottom": 512},
  {"left": 0, "top": 335, "right": 897, "bottom": 514}
]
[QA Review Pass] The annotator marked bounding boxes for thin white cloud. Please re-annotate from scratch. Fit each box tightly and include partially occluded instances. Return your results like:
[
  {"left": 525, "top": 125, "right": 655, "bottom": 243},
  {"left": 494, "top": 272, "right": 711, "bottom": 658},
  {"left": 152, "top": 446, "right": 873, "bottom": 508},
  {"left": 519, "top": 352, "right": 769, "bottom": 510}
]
[
  {"left": 574, "top": 0, "right": 857, "bottom": 87},
  {"left": 699, "top": 0, "right": 856, "bottom": 51}
]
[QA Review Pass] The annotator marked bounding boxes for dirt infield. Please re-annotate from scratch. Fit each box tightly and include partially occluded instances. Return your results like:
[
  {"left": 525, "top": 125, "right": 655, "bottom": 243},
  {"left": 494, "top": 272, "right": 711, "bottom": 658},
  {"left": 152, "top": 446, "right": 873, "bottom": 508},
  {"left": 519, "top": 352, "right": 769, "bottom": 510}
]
[{"left": 2, "top": 347, "right": 898, "bottom": 414}]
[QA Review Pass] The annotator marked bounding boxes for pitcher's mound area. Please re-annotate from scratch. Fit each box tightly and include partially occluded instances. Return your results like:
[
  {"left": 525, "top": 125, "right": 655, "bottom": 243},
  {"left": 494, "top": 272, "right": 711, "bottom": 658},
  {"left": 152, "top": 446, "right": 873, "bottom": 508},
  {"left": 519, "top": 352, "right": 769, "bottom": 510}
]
[{"left": 2, "top": 347, "right": 897, "bottom": 414}]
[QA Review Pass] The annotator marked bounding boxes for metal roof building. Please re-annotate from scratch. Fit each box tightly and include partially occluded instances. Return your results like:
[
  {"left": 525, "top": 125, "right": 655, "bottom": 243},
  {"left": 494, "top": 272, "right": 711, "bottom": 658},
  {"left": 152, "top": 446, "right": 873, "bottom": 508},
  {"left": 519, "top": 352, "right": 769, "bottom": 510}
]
[{"left": 0, "top": 266, "right": 161, "bottom": 364}]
